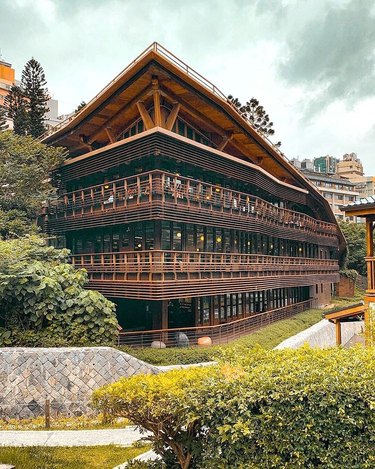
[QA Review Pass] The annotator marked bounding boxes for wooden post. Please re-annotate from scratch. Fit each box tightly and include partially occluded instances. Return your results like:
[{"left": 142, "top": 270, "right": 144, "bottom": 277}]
[
  {"left": 45, "top": 399, "right": 51, "bottom": 429},
  {"left": 335, "top": 320, "right": 342, "bottom": 346}
]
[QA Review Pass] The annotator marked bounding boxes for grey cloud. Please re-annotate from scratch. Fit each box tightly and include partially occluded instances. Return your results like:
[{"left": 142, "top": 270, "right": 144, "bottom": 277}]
[{"left": 278, "top": 0, "right": 375, "bottom": 117}]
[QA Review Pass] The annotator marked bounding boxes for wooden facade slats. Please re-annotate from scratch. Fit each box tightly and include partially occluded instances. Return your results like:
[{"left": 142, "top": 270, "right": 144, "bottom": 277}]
[
  {"left": 87, "top": 272, "right": 339, "bottom": 300},
  {"left": 58, "top": 132, "right": 309, "bottom": 207},
  {"left": 44, "top": 170, "right": 338, "bottom": 246}
]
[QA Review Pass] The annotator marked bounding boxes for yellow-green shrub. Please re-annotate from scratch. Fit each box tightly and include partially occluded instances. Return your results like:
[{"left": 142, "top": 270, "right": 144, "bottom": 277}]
[
  {"left": 93, "top": 347, "right": 375, "bottom": 468},
  {"left": 92, "top": 366, "right": 221, "bottom": 468}
]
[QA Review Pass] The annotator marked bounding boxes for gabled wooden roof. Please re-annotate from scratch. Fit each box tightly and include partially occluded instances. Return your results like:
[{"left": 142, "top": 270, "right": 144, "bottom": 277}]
[{"left": 41, "top": 43, "right": 344, "bottom": 244}]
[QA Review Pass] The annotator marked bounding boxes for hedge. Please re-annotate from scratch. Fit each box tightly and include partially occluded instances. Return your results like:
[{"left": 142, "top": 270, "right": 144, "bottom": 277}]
[{"left": 93, "top": 346, "right": 375, "bottom": 468}]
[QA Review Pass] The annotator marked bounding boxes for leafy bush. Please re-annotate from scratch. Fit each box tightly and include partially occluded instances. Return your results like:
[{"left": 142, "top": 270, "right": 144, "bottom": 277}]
[
  {"left": 92, "top": 366, "right": 221, "bottom": 468},
  {"left": 0, "top": 236, "right": 118, "bottom": 345},
  {"left": 93, "top": 347, "right": 375, "bottom": 468}
]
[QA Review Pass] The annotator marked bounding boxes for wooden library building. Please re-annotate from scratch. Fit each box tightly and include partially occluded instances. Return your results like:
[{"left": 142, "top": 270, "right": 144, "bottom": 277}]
[{"left": 41, "top": 43, "right": 345, "bottom": 343}]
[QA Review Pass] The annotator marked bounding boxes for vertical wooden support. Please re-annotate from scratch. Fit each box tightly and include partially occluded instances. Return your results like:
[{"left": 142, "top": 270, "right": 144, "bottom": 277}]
[
  {"left": 45, "top": 399, "right": 51, "bottom": 429},
  {"left": 335, "top": 320, "right": 342, "bottom": 346},
  {"left": 152, "top": 78, "right": 162, "bottom": 127}
]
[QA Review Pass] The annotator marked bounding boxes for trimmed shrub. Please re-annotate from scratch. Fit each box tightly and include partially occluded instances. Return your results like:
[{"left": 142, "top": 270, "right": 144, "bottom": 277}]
[
  {"left": 93, "top": 346, "right": 375, "bottom": 469},
  {"left": 92, "top": 366, "right": 221, "bottom": 468}
]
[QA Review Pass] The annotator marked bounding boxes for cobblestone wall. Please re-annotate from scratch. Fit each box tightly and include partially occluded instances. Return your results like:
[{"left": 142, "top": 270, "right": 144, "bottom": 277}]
[{"left": 0, "top": 347, "right": 158, "bottom": 418}]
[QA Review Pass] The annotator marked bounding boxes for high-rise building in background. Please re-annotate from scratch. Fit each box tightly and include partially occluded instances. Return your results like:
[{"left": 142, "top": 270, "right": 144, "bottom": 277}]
[
  {"left": 0, "top": 56, "right": 16, "bottom": 129},
  {"left": 336, "top": 153, "right": 364, "bottom": 179},
  {"left": 314, "top": 155, "right": 339, "bottom": 174}
]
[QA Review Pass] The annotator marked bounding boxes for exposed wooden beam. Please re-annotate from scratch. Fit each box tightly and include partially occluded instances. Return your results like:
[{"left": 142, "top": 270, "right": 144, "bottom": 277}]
[
  {"left": 88, "top": 84, "right": 151, "bottom": 144},
  {"left": 79, "top": 134, "right": 93, "bottom": 151},
  {"left": 218, "top": 133, "right": 233, "bottom": 151},
  {"left": 105, "top": 127, "right": 116, "bottom": 144},
  {"left": 137, "top": 101, "right": 154, "bottom": 130},
  {"left": 159, "top": 85, "right": 226, "bottom": 138},
  {"left": 152, "top": 78, "right": 162, "bottom": 127},
  {"left": 165, "top": 103, "right": 180, "bottom": 130}
]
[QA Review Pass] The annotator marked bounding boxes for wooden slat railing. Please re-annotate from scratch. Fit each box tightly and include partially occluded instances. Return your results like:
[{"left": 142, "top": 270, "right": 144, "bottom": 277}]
[
  {"left": 46, "top": 170, "right": 337, "bottom": 237},
  {"left": 117, "top": 299, "right": 314, "bottom": 347},
  {"left": 72, "top": 250, "right": 338, "bottom": 275}
]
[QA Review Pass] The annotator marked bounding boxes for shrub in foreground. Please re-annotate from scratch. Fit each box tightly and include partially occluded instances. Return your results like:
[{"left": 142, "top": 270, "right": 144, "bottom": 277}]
[{"left": 93, "top": 346, "right": 375, "bottom": 468}]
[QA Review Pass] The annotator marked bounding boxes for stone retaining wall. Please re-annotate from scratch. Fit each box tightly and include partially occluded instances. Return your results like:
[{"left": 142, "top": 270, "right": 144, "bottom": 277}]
[
  {"left": 275, "top": 319, "right": 364, "bottom": 349},
  {"left": 0, "top": 347, "right": 158, "bottom": 418}
]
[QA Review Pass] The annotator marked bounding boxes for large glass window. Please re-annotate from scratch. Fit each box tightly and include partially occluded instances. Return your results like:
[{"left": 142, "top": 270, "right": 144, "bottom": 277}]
[
  {"left": 173, "top": 223, "right": 182, "bottom": 251},
  {"left": 145, "top": 221, "right": 155, "bottom": 250},
  {"left": 161, "top": 221, "right": 171, "bottom": 250},
  {"left": 134, "top": 225, "right": 143, "bottom": 251}
]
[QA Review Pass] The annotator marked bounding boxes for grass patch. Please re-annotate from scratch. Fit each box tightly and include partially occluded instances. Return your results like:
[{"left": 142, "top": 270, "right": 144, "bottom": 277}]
[
  {"left": 118, "top": 291, "right": 365, "bottom": 366},
  {"left": 0, "top": 445, "right": 148, "bottom": 469},
  {"left": 0, "top": 414, "right": 129, "bottom": 431}
]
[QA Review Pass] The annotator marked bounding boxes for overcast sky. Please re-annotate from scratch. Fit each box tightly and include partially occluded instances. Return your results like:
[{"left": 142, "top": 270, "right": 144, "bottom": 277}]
[{"left": 1, "top": 0, "right": 375, "bottom": 174}]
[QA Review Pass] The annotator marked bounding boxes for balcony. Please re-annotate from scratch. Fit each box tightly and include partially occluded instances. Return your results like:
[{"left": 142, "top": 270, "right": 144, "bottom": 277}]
[
  {"left": 72, "top": 250, "right": 339, "bottom": 300},
  {"left": 45, "top": 171, "right": 338, "bottom": 246}
]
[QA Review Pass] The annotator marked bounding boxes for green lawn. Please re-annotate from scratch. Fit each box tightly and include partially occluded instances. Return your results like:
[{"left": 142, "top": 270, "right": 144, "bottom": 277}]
[
  {"left": 0, "top": 445, "right": 148, "bottom": 469},
  {"left": 119, "top": 291, "right": 365, "bottom": 366}
]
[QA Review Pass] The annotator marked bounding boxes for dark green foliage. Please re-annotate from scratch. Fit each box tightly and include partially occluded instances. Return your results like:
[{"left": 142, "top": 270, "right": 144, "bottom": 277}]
[
  {"left": 95, "top": 347, "right": 375, "bottom": 468},
  {"left": 0, "top": 106, "right": 8, "bottom": 131},
  {"left": 228, "top": 95, "right": 281, "bottom": 146},
  {"left": 0, "top": 131, "right": 65, "bottom": 238},
  {"left": 4, "top": 85, "right": 28, "bottom": 135},
  {"left": 21, "top": 58, "right": 49, "bottom": 138},
  {"left": 0, "top": 236, "right": 118, "bottom": 346},
  {"left": 339, "top": 220, "right": 366, "bottom": 275},
  {"left": 4, "top": 58, "right": 49, "bottom": 137},
  {"left": 75, "top": 101, "right": 86, "bottom": 113}
]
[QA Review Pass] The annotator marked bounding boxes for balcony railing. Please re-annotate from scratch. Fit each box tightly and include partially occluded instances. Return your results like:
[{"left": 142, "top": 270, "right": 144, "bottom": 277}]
[
  {"left": 47, "top": 170, "right": 337, "bottom": 237},
  {"left": 117, "top": 299, "right": 314, "bottom": 347},
  {"left": 72, "top": 250, "right": 338, "bottom": 276},
  {"left": 366, "top": 256, "right": 375, "bottom": 291}
]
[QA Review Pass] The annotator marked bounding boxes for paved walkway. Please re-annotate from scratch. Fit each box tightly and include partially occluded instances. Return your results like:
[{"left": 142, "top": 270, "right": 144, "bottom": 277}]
[{"left": 0, "top": 427, "right": 148, "bottom": 447}]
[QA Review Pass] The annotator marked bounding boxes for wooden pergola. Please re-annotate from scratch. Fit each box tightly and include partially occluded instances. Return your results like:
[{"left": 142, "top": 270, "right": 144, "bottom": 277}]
[
  {"left": 324, "top": 303, "right": 365, "bottom": 345},
  {"left": 341, "top": 196, "right": 375, "bottom": 345}
]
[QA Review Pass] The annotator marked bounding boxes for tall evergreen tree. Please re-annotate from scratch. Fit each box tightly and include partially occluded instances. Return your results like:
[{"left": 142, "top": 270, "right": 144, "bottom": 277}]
[
  {"left": 4, "top": 85, "right": 28, "bottom": 136},
  {"left": 0, "top": 106, "right": 8, "bottom": 131},
  {"left": 21, "top": 58, "right": 49, "bottom": 138},
  {"left": 228, "top": 95, "right": 281, "bottom": 147}
]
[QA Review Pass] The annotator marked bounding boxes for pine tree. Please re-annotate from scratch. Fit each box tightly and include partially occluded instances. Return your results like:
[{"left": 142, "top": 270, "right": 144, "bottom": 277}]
[
  {"left": 0, "top": 106, "right": 8, "bottom": 131},
  {"left": 4, "top": 85, "right": 28, "bottom": 136},
  {"left": 21, "top": 58, "right": 49, "bottom": 138},
  {"left": 228, "top": 95, "right": 281, "bottom": 146}
]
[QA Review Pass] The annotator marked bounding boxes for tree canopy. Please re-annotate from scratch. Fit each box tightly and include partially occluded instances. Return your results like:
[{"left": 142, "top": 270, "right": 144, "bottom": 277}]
[
  {"left": 0, "top": 131, "right": 65, "bottom": 239},
  {"left": 0, "top": 106, "right": 8, "bottom": 131},
  {"left": 0, "top": 236, "right": 118, "bottom": 346},
  {"left": 4, "top": 58, "right": 49, "bottom": 138},
  {"left": 338, "top": 220, "right": 366, "bottom": 276},
  {"left": 228, "top": 95, "right": 281, "bottom": 146}
]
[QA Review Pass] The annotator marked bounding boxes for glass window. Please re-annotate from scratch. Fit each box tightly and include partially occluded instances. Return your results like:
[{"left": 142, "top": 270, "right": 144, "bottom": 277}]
[
  {"left": 145, "top": 221, "right": 155, "bottom": 250},
  {"left": 173, "top": 223, "right": 182, "bottom": 251},
  {"left": 206, "top": 227, "right": 214, "bottom": 252},
  {"left": 112, "top": 232, "right": 120, "bottom": 252},
  {"left": 186, "top": 224, "right": 195, "bottom": 251},
  {"left": 134, "top": 225, "right": 143, "bottom": 251},
  {"left": 161, "top": 221, "right": 171, "bottom": 250},
  {"left": 103, "top": 234, "right": 111, "bottom": 252},
  {"left": 196, "top": 226, "right": 205, "bottom": 252}
]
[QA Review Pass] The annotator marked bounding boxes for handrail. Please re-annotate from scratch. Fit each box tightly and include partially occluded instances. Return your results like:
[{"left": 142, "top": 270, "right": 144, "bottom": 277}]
[
  {"left": 72, "top": 250, "right": 338, "bottom": 273},
  {"left": 116, "top": 299, "right": 314, "bottom": 346},
  {"left": 119, "top": 299, "right": 313, "bottom": 336},
  {"left": 47, "top": 169, "right": 337, "bottom": 235}
]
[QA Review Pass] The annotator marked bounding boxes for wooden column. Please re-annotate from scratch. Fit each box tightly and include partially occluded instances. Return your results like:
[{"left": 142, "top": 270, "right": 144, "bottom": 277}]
[
  {"left": 161, "top": 300, "right": 169, "bottom": 330},
  {"left": 335, "top": 320, "right": 342, "bottom": 346}
]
